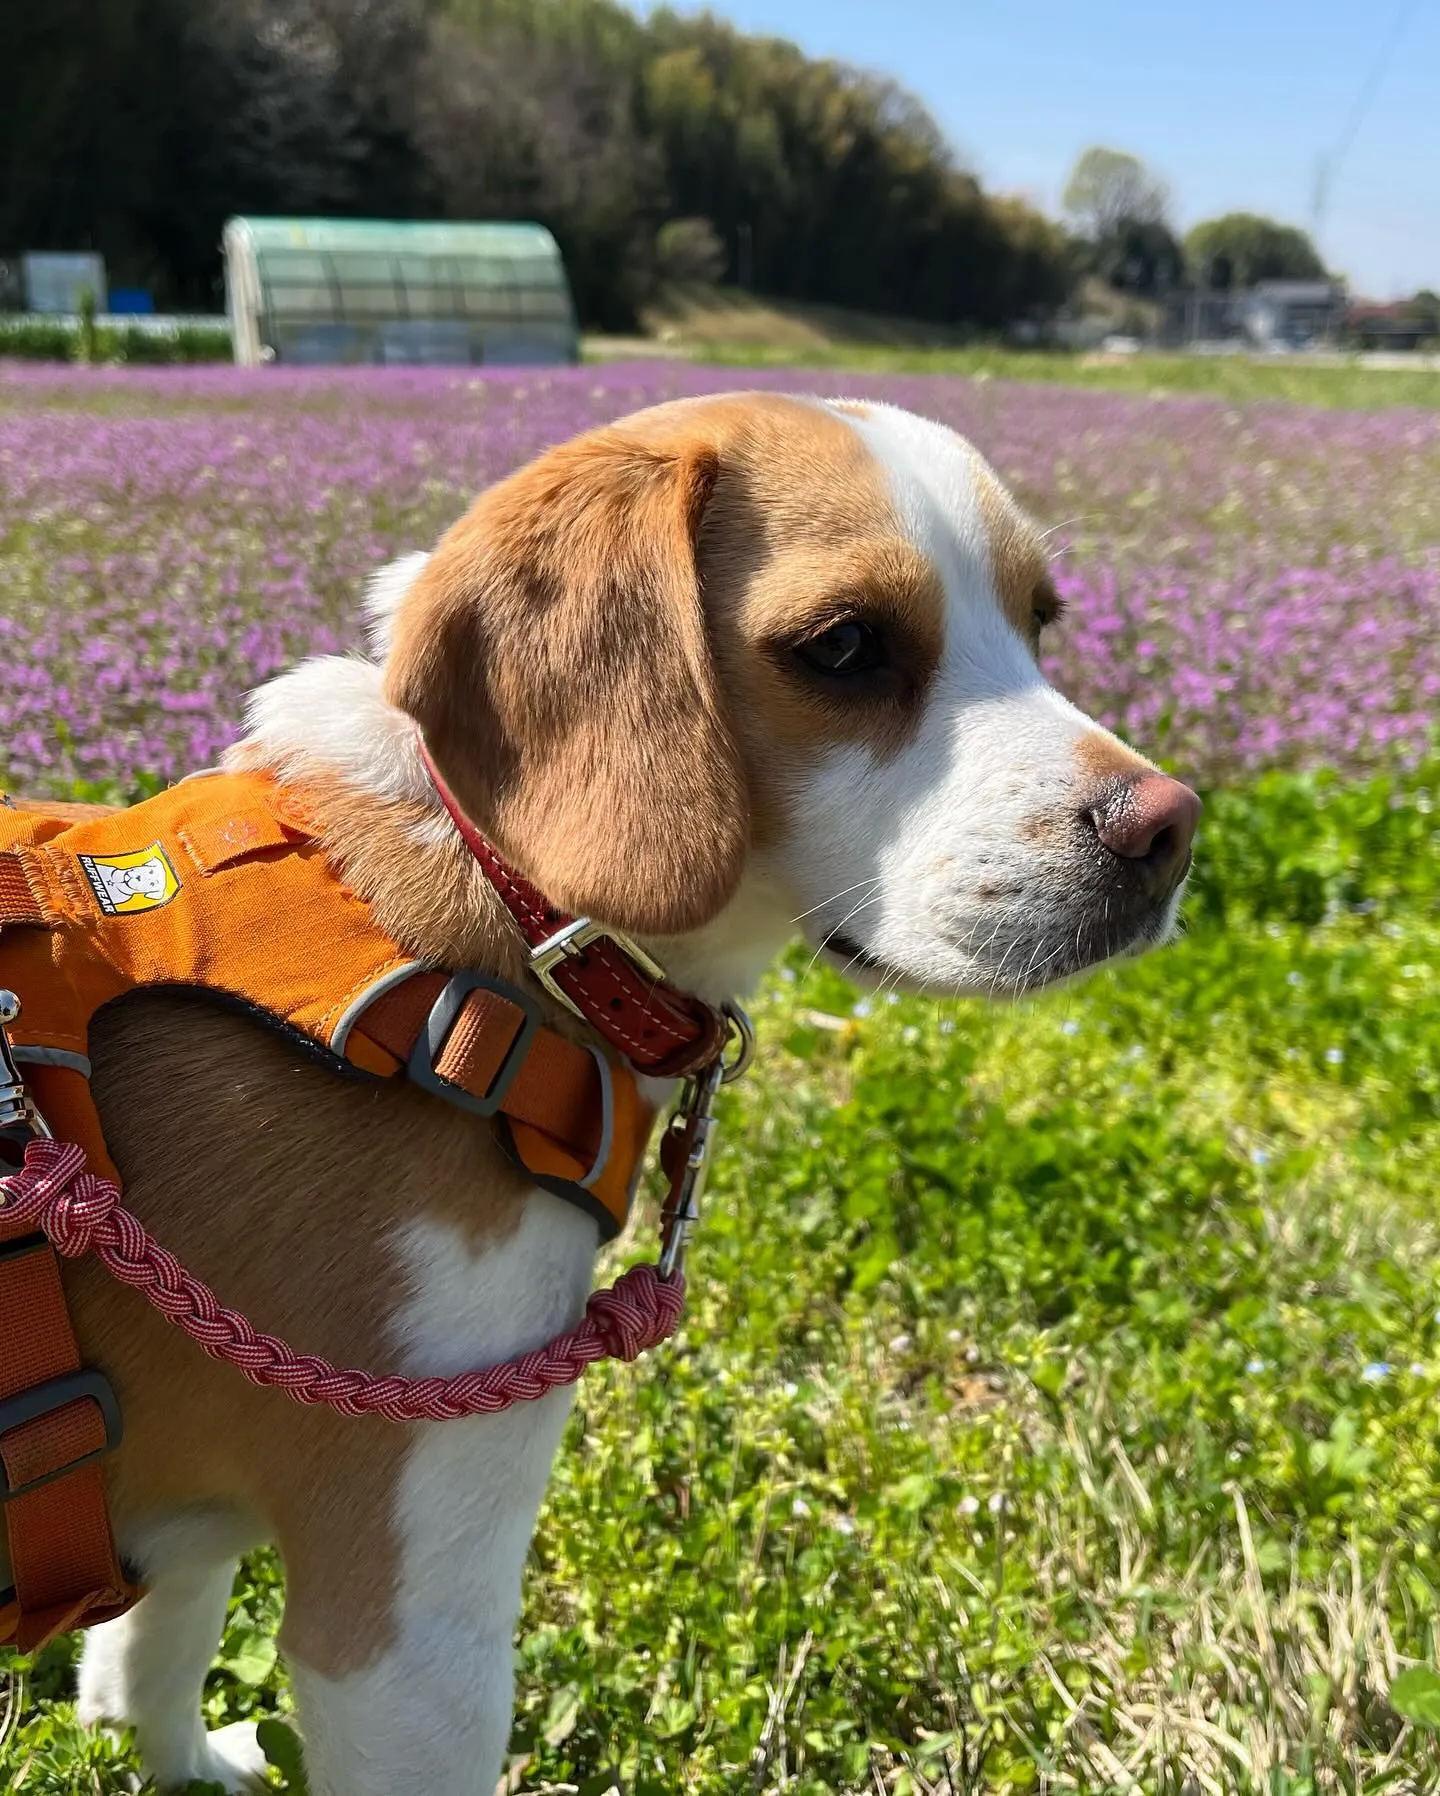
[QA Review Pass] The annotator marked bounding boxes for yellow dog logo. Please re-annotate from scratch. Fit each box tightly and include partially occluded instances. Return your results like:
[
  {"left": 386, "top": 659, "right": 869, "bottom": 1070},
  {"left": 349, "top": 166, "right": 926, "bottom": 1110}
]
[{"left": 77, "top": 843, "right": 182, "bottom": 917}]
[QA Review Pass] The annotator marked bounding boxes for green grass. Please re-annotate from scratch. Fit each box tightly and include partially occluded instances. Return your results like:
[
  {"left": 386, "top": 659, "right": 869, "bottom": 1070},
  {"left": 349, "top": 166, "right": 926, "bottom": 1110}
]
[
  {"left": 5, "top": 763, "right": 1440, "bottom": 1792},
  {"left": 682, "top": 342, "right": 1440, "bottom": 411},
  {"left": 0, "top": 317, "right": 233, "bottom": 365}
]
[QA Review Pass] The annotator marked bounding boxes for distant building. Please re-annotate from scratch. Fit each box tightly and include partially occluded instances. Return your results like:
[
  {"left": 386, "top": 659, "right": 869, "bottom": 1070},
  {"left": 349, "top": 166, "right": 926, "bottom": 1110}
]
[
  {"left": 222, "top": 218, "right": 579, "bottom": 367},
  {"left": 1237, "top": 281, "right": 1346, "bottom": 349},
  {"left": 22, "top": 252, "right": 107, "bottom": 315},
  {"left": 1345, "top": 300, "right": 1433, "bottom": 350},
  {"left": 1161, "top": 279, "right": 1346, "bottom": 350}
]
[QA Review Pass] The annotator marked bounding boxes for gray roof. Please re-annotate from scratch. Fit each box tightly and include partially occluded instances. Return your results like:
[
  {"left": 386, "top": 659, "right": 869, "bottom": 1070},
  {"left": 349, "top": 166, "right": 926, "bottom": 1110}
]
[{"left": 1249, "top": 281, "right": 1343, "bottom": 303}]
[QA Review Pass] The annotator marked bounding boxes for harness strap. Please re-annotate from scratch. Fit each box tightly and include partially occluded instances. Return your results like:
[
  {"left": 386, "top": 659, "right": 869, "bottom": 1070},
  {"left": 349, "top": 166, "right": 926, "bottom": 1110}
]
[
  {"left": 0, "top": 1224, "right": 137, "bottom": 1650},
  {"left": 344, "top": 972, "right": 648, "bottom": 1238},
  {"left": 351, "top": 974, "right": 599, "bottom": 1142}
]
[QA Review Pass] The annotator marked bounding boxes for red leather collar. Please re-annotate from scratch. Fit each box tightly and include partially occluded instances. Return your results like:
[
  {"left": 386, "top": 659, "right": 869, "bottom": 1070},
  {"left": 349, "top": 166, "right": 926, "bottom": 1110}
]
[{"left": 417, "top": 739, "right": 729, "bottom": 1079}]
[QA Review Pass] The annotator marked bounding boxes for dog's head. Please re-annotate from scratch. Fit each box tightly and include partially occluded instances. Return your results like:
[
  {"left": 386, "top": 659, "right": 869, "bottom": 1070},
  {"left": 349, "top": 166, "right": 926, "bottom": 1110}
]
[{"left": 382, "top": 393, "right": 1197, "bottom": 998}]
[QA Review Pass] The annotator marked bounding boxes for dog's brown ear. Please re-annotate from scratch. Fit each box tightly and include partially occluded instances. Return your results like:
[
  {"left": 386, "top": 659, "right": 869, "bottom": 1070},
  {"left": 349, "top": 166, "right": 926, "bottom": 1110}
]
[{"left": 384, "top": 427, "right": 746, "bottom": 937}]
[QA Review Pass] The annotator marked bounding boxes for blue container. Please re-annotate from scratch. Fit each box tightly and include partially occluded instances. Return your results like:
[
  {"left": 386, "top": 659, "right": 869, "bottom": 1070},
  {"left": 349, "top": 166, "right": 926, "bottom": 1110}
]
[{"left": 108, "top": 289, "right": 155, "bottom": 315}]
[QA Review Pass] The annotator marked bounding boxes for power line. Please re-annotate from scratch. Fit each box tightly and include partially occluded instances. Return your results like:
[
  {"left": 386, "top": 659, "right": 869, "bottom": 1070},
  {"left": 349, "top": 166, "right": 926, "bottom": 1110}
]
[
  {"left": 1330, "top": 0, "right": 1424, "bottom": 171},
  {"left": 1312, "top": 0, "right": 1425, "bottom": 247}
]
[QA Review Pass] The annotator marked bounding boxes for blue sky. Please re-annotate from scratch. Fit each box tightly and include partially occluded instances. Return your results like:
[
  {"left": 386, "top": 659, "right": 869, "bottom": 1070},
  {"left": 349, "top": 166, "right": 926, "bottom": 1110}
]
[{"left": 651, "top": 0, "right": 1439, "bottom": 298}]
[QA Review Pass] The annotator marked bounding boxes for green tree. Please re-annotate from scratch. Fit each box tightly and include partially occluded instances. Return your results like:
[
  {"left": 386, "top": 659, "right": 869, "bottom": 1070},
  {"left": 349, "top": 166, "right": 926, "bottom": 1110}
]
[
  {"left": 1062, "top": 146, "right": 1169, "bottom": 241},
  {"left": 655, "top": 218, "right": 727, "bottom": 284},
  {"left": 1184, "top": 212, "right": 1327, "bottom": 288},
  {"left": 1409, "top": 289, "right": 1440, "bottom": 334},
  {"left": 1096, "top": 217, "right": 1185, "bottom": 297}
]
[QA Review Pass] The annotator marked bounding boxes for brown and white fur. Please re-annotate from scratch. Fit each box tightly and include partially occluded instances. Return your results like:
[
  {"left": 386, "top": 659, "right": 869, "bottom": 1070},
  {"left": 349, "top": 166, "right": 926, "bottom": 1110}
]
[{"left": 42, "top": 394, "right": 1199, "bottom": 1793}]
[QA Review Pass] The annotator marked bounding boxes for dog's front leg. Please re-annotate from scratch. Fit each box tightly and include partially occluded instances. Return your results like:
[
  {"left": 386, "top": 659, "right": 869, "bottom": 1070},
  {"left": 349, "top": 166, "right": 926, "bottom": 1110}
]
[
  {"left": 77, "top": 1510, "right": 269, "bottom": 1792},
  {"left": 280, "top": 1388, "right": 576, "bottom": 1796}
]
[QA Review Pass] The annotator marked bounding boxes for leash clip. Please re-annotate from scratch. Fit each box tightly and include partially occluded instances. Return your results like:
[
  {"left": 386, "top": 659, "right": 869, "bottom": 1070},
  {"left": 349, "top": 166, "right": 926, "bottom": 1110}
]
[
  {"left": 0, "top": 990, "right": 49, "bottom": 1148},
  {"left": 658, "top": 1001, "right": 752, "bottom": 1282}
]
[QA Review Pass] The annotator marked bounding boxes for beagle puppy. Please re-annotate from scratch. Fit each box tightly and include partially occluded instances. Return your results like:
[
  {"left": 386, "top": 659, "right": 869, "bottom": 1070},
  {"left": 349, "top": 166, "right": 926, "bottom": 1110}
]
[{"left": 59, "top": 393, "right": 1197, "bottom": 1793}]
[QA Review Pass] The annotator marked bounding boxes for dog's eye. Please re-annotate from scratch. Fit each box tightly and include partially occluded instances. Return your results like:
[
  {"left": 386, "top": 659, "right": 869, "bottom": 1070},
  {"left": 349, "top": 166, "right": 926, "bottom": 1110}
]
[
  {"left": 1030, "top": 581, "right": 1066, "bottom": 638},
  {"left": 794, "top": 620, "right": 888, "bottom": 678}
]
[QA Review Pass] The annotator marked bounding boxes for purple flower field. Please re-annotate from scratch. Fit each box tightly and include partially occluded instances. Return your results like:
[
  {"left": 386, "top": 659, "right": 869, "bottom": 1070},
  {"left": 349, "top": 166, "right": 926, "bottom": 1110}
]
[{"left": 2, "top": 360, "right": 1437, "bottom": 795}]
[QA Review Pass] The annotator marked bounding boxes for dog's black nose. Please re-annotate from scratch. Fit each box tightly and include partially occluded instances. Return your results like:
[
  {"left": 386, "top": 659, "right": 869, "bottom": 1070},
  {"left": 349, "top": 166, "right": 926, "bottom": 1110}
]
[{"left": 1084, "top": 774, "right": 1201, "bottom": 898}]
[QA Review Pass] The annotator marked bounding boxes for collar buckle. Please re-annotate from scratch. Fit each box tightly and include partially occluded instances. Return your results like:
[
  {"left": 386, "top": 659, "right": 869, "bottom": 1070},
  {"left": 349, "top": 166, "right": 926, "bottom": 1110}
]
[{"left": 529, "top": 919, "right": 667, "bottom": 1021}]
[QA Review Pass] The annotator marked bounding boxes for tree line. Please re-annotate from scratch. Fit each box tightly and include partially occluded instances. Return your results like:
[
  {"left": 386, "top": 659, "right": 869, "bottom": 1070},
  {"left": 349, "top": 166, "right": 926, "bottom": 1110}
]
[{"left": 2, "top": 0, "right": 1071, "bottom": 329}]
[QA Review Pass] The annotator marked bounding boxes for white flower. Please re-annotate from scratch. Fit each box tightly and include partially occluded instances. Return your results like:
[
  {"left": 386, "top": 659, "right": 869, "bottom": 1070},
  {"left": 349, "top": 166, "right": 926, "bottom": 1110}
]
[
  {"left": 791, "top": 1496, "right": 811, "bottom": 1517},
  {"left": 988, "top": 1492, "right": 1007, "bottom": 1514},
  {"left": 958, "top": 1495, "right": 980, "bottom": 1516},
  {"left": 1325, "top": 1046, "right": 1344, "bottom": 1065},
  {"left": 888, "top": 1334, "right": 912, "bottom": 1353}
]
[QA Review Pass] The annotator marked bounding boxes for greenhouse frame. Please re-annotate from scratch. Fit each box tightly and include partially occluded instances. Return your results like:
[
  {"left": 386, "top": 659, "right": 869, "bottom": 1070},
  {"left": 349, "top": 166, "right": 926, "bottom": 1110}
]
[{"left": 222, "top": 217, "right": 579, "bottom": 367}]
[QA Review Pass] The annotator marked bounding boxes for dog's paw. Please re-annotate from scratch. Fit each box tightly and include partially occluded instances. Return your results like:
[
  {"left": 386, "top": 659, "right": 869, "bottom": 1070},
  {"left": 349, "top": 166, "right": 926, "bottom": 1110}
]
[
  {"left": 75, "top": 1660, "right": 124, "bottom": 1733},
  {"left": 189, "top": 1721, "right": 272, "bottom": 1792}
]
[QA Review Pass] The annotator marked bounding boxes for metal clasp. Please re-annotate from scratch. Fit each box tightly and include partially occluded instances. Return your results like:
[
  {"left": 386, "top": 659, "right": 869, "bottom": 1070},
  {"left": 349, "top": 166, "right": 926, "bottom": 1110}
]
[
  {"left": 529, "top": 918, "right": 668, "bottom": 1022},
  {"left": 657, "top": 1001, "right": 753, "bottom": 1282},
  {"left": 0, "top": 990, "right": 49, "bottom": 1145}
]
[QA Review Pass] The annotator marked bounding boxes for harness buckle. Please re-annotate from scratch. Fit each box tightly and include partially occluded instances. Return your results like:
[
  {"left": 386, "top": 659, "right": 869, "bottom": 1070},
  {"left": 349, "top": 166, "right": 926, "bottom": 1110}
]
[
  {"left": 529, "top": 919, "right": 667, "bottom": 1021},
  {"left": 0, "top": 991, "right": 50, "bottom": 1144},
  {"left": 0, "top": 1367, "right": 123, "bottom": 1503},
  {"left": 658, "top": 1001, "right": 753, "bottom": 1282},
  {"left": 407, "top": 973, "right": 541, "bottom": 1118}
]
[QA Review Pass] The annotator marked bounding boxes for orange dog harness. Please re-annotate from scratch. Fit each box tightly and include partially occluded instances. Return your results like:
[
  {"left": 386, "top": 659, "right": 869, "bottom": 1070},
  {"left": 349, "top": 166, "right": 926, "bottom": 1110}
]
[
  {"left": 0, "top": 764, "right": 745, "bottom": 1650},
  {"left": 0, "top": 770, "right": 656, "bottom": 1230}
]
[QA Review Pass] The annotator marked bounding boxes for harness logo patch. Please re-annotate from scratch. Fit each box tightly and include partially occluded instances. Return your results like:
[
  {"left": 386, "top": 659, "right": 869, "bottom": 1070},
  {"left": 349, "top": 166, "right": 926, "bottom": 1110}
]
[{"left": 77, "top": 843, "right": 182, "bottom": 916}]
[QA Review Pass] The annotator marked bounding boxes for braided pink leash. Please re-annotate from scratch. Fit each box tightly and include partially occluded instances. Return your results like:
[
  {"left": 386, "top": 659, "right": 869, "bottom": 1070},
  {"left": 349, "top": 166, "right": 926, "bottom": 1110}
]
[{"left": 0, "top": 1139, "right": 686, "bottom": 1421}]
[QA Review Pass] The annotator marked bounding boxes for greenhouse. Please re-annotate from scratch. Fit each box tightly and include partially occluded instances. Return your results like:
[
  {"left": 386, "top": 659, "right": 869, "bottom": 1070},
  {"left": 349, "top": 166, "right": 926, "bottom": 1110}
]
[{"left": 222, "top": 217, "right": 579, "bottom": 367}]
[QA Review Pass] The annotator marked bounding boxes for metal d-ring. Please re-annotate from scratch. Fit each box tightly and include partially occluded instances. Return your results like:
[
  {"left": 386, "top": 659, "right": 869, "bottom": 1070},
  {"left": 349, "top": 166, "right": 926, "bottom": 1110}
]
[{"left": 719, "top": 999, "right": 755, "bottom": 1084}]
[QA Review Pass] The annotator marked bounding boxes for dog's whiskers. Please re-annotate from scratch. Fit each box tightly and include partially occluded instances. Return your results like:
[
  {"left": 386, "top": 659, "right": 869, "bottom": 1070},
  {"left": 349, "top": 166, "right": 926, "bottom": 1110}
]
[
  {"left": 801, "top": 889, "right": 886, "bottom": 979},
  {"left": 790, "top": 875, "right": 882, "bottom": 926}
]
